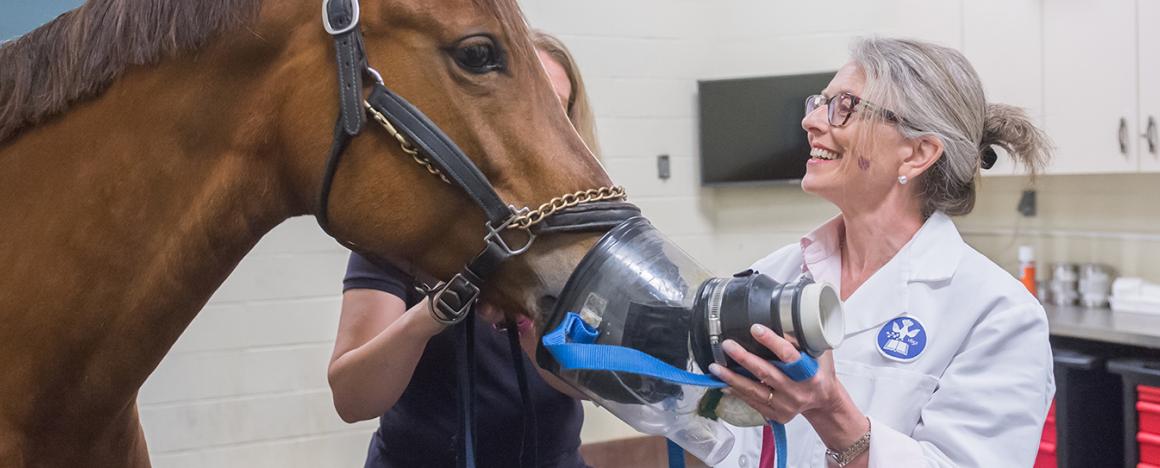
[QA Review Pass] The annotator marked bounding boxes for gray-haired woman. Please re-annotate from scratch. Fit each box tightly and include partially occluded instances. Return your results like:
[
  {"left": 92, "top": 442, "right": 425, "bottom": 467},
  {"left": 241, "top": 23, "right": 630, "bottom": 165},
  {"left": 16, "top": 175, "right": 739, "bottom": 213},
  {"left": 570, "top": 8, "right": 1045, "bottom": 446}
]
[{"left": 711, "top": 38, "right": 1055, "bottom": 467}]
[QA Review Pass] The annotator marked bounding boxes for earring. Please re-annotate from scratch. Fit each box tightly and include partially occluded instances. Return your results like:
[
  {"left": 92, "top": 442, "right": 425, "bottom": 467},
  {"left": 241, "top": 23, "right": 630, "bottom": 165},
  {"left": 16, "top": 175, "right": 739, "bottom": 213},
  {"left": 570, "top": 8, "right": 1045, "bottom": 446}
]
[{"left": 898, "top": 175, "right": 909, "bottom": 185}]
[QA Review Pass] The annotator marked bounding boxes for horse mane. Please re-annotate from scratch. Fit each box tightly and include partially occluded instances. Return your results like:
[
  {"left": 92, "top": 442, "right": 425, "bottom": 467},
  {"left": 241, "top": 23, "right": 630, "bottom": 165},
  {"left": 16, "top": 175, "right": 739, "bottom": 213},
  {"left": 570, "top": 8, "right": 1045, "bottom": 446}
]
[
  {"left": 0, "top": 0, "right": 530, "bottom": 144},
  {"left": 0, "top": 0, "right": 261, "bottom": 143}
]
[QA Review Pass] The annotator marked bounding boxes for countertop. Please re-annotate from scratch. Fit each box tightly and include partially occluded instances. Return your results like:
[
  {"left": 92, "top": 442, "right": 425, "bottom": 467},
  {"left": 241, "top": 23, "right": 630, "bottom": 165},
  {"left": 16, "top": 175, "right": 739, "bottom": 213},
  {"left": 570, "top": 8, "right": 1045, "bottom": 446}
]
[{"left": 1046, "top": 304, "right": 1160, "bottom": 348}]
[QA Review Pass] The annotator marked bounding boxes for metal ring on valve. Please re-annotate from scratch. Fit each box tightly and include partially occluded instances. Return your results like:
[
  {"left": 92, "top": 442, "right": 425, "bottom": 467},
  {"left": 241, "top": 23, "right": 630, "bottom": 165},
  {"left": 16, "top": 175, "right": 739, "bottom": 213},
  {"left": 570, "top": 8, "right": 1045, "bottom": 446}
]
[{"left": 704, "top": 278, "right": 730, "bottom": 367}]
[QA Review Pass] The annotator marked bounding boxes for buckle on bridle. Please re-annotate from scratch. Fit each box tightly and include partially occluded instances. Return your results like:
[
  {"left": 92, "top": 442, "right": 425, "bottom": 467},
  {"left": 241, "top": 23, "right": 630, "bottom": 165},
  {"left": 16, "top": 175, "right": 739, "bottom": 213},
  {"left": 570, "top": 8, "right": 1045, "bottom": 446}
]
[
  {"left": 428, "top": 273, "right": 481, "bottom": 325},
  {"left": 322, "top": 0, "right": 361, "bottom": 36},
  {"left": 485, "top": 209, "right": 537, "bottom": 256},
  {"left": 364, "top": 66, "right": 385, "bottom": 86}
]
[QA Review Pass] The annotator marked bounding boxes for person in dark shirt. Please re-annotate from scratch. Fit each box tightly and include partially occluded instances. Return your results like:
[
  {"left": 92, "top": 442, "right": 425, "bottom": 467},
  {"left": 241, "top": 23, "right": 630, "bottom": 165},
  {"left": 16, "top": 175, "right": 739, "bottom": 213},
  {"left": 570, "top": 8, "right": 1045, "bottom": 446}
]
[{"left": 327, "top": 31, "right": 602, "bottom": 468}]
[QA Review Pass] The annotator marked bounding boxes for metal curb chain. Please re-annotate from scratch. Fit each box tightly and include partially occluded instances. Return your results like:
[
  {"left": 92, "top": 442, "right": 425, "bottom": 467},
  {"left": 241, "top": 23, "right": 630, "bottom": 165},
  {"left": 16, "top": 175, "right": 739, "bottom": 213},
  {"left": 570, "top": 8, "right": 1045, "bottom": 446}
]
[
  {"left": 511, "top": 186, "right": 626, "bottom": 230},
  {"left": 365, "top": 100, "right": 452, "bottom": 184},
  {"left": 364, "top": 100, "right": 626, "bottom": 230}
]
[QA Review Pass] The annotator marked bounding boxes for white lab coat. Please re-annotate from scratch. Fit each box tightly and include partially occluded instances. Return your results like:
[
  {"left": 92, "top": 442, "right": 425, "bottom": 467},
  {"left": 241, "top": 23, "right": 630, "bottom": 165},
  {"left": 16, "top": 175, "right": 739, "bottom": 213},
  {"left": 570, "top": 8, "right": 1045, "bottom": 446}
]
[{"left": 716, "top": 212, "right": 1055, "bottom": 468}]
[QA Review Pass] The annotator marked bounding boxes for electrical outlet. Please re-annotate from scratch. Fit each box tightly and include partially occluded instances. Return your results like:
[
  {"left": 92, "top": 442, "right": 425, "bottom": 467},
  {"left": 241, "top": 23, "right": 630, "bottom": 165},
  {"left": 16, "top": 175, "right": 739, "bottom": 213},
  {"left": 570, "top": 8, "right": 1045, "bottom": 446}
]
[
  {"left": 657, "top": 154, "right": 670, "bottom": 180},
  {"left": 1017, "top": 190, "right": 1036, "bottom": 217}
]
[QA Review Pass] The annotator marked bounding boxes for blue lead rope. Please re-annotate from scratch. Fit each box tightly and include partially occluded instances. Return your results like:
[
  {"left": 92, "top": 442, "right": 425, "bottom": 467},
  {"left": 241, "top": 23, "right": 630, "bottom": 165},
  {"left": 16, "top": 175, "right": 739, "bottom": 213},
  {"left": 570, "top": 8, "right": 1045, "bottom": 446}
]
[
  {"left": 771, "top": 421, "right": 788, "bottom": 468},
  {"left": 541, "top": 313, "right": 818, "bottom": 468},
  {"left": 666, "top": 439, "right": 687, "bottom": 468}
]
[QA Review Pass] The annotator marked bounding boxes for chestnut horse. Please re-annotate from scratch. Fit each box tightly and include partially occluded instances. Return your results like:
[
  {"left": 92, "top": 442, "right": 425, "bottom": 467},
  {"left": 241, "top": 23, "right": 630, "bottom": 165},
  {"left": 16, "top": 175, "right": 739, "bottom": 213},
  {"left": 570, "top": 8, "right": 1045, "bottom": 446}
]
[{"left": 0, "top": 0, "right": 612, "bottom": 466}]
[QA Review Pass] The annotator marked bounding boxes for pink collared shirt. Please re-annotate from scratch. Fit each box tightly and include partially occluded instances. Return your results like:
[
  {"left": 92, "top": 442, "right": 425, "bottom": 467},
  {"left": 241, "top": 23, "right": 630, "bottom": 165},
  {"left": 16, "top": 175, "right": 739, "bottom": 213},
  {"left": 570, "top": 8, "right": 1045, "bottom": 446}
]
[{"left": 798, "top": 215, "right": 846, "bottom": 291}]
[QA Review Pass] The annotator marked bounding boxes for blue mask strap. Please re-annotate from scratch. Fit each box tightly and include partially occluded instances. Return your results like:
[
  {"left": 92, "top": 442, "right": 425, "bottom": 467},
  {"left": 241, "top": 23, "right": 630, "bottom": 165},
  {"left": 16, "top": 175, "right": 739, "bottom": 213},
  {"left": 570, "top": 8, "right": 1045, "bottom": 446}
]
[
  {"left": 541, "top": 312, "right": 728, "bottom": 387},
  {"left": 542, "top": 312, "right": 818, "bottom": 468}
]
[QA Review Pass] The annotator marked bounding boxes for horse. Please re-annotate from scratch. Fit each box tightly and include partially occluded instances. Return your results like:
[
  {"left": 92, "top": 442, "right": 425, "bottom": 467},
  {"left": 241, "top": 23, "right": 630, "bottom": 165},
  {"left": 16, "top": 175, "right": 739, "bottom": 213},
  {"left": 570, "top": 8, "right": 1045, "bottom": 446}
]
[{"left": 0, "top": 0, "right": 617, "bottom": 466}]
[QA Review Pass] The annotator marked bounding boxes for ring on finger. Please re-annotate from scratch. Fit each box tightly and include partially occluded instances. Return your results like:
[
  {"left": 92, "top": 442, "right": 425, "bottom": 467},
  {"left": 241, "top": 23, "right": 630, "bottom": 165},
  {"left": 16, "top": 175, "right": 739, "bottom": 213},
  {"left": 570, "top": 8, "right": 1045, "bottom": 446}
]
[{"left": 765, "top": 389, "right": 775, "bottom": 406}]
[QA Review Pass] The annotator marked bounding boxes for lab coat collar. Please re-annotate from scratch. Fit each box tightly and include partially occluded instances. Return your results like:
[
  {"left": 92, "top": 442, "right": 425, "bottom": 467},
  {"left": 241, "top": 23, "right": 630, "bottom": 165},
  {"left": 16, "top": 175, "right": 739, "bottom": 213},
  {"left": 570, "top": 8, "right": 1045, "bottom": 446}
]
[
  {"left": 800, "top": 211, "right": 965, "bottom": 335},
  {"left": 902, "top": 211, "right": 965, "bottom": 283}
]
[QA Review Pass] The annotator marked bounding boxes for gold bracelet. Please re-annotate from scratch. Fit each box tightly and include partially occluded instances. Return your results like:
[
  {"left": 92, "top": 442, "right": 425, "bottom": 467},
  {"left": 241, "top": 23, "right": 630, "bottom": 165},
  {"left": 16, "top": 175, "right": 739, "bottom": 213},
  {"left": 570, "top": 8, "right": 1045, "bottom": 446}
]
[{"left": 825, "top": 417, "right": 871, "bottom": 467}]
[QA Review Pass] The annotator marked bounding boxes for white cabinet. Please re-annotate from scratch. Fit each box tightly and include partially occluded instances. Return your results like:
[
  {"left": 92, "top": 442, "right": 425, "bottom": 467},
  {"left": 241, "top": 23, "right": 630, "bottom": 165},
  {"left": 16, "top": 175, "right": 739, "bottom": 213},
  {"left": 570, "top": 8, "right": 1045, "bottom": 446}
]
[
  {"left": 963, "top": 0, "right": 1044, "bottom": 177},
  {"left": 963, "top": 0, "right": 1159, "bottom": 176},
  {"left": 1139, "top": 0, "right": 1160, "bottom": 171},
  {"left": 1043, "top": 0, "right": 1140, "bottom": 174}
]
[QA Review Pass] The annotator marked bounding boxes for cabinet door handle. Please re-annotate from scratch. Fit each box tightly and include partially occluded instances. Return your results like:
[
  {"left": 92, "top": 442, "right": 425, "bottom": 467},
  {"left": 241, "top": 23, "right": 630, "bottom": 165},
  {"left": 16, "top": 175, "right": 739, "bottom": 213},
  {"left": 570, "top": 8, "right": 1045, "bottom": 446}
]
[
  {"left": 1120, "top": 117, "right": 1130, "bottom": 155},
  {"left": 1145, "top": 116, "right": 1158, "bottom": 156}
]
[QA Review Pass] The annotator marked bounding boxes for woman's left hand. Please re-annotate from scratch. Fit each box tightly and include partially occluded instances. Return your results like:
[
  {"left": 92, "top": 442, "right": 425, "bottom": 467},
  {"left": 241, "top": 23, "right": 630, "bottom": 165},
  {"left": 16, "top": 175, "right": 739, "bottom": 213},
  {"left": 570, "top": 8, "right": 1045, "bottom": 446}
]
[{"left": 708, "top": 324, "right": 842, "bottom": 424}]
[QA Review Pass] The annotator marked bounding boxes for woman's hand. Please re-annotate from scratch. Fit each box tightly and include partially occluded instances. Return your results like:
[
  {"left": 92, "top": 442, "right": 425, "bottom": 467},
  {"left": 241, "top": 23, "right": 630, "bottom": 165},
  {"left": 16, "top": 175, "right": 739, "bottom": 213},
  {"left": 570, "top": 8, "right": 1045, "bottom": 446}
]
[
  {"left": 708, "top": 324, "right": 841, "bottom": 424},
  {"left": 708, "top": 324, "right": 869, "bottom": 461}
]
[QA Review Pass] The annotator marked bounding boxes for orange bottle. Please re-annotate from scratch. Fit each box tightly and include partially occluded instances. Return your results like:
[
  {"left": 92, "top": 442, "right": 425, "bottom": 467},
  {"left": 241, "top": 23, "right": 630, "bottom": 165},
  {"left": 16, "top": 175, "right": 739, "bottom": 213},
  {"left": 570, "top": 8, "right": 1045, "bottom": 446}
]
[{"left": 1019, "top": 246, "right": 1038, "bottom": 298}]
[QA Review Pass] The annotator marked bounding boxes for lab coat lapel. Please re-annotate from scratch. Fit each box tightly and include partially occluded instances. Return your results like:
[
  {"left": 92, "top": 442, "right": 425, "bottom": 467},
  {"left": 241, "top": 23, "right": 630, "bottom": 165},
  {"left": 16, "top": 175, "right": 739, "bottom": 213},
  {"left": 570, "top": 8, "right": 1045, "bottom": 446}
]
[{"left": 839, "top": 212, "right": 964, "bottom": 335}]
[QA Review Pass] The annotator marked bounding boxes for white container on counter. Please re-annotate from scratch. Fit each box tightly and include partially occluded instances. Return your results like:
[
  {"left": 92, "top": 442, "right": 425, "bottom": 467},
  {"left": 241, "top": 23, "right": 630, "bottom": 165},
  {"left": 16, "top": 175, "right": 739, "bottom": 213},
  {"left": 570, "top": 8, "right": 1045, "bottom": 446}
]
[
  {"left": 1049, "top": 263, "right": 1079, "bottom": 306},
  {"left": 1079, "top": 264, "right": 1113, "bottom": 308}
]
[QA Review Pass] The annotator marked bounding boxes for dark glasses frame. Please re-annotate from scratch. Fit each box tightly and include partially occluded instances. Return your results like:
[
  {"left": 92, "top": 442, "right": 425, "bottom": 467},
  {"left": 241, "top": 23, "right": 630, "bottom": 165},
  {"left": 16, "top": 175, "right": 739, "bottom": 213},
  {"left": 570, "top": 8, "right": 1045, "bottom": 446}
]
[{"left": 805, "top": 92, "right": 901, "bottom": 127}]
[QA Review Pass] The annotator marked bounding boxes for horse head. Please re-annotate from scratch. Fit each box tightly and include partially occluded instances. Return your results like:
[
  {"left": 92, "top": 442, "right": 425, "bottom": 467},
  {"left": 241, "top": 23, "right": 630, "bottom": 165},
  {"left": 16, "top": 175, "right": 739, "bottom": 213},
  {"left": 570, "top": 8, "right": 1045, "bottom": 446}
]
[{"left": 262, "top": 0, "right": 616, "bottom": 325}]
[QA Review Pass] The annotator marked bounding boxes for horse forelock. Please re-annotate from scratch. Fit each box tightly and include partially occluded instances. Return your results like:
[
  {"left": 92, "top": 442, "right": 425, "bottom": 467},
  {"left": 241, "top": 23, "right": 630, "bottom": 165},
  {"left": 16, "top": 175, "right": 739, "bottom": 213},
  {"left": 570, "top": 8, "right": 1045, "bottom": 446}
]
[{"left": 0, "top": 0, "right": 262, "bottom": 144}]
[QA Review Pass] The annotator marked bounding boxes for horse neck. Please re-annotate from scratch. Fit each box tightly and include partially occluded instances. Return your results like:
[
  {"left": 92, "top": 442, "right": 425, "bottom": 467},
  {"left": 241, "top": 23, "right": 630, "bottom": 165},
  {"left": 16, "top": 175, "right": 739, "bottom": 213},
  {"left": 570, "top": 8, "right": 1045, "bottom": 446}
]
[{"left": 0, "top": 49, "right": 298, "bottom": 422}]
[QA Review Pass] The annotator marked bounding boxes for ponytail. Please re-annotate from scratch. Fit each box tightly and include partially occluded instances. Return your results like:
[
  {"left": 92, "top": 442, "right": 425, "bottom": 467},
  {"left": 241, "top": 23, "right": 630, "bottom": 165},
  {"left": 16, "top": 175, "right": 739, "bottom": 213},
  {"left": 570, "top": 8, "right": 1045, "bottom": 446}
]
[{"left": 981, "top": 103, "right": 1051, "bottom": 177}]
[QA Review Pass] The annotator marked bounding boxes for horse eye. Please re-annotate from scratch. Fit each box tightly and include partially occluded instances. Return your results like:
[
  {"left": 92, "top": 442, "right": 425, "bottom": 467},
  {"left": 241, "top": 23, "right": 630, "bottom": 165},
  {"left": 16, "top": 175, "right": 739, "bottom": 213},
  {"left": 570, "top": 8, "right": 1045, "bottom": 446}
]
[{"left": 453, "top": 37, "right": 504, "bottom": 74}]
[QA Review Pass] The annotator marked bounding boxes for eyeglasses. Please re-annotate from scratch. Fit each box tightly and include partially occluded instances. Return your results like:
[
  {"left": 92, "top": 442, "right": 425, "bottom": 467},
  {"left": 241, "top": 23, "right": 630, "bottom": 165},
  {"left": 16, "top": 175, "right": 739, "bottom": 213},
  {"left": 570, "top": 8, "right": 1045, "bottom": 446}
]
[{"left": 804, "top": 92, "right": 901, "bottom": 127}]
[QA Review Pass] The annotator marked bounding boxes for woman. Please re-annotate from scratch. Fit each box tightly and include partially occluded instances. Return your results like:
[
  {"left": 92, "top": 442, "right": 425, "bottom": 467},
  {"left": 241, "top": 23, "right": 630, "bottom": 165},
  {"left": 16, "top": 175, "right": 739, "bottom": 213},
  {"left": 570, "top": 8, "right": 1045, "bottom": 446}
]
[
  {"left": 327, "top": 31, "right": 599, "bottom": 468},
  {"left": 710, "top": 38, "right": 1055, "bottom": 467}
]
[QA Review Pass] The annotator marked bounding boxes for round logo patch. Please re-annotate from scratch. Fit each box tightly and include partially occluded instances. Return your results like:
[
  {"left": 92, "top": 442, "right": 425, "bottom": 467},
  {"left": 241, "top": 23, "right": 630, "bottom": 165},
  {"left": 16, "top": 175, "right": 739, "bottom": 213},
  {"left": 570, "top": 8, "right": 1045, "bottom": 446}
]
[{"left": 876, "top": 316, "right": 927, "bottom": 362}]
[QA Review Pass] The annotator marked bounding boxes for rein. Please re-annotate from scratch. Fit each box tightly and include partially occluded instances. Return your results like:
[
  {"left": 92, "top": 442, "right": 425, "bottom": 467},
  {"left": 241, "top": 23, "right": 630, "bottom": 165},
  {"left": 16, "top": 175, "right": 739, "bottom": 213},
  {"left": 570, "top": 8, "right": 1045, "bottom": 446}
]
[{"left": 314, "top": 1, "right": 637, "bottom": 466}]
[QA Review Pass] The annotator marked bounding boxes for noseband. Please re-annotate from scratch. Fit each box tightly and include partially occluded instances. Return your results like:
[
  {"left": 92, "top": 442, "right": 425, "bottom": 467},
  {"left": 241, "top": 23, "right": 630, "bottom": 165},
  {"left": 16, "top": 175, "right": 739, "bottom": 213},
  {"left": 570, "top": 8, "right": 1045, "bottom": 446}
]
[{"left": 315, "top": 1, "right": 637, "bottom": 467}]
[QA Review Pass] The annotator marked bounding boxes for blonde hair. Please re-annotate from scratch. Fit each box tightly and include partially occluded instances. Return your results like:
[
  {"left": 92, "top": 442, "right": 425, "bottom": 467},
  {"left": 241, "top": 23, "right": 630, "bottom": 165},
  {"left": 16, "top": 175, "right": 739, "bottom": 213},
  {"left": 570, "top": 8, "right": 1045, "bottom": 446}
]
[
  {"left": 531, "top": 30, "right": 601, "bottom": 159},
  {"left": 851, "top": 38, "right": 1051, "bottom": 217}
]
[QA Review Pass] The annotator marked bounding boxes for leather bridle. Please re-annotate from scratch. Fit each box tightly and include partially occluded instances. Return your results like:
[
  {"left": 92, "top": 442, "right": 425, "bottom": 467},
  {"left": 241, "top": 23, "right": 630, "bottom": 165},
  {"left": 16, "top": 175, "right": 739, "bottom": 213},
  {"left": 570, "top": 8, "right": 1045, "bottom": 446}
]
[{"left": 314, "top": 1, "right": 638, "bottom": 466}]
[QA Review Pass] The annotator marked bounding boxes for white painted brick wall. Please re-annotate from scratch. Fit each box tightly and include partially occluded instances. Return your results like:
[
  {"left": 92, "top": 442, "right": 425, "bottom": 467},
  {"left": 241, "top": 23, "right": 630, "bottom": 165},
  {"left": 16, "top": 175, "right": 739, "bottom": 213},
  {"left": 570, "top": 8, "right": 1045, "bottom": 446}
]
[
  {"left": 597, "top": 117, "right": 697, "bottom": 159},
  {"left": 141, "top": 1, "right": 1160, "bottom": 466},
  {"left": 139, "top": 220, "right": 371, "bottom": 467}
]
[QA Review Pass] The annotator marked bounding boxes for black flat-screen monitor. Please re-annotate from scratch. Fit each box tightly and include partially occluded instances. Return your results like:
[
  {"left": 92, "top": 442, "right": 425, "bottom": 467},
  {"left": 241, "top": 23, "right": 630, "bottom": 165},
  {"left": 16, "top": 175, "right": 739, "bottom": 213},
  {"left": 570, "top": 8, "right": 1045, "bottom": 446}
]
[{"left": 698, "top": 72, "right": 835, "bottom": 186}]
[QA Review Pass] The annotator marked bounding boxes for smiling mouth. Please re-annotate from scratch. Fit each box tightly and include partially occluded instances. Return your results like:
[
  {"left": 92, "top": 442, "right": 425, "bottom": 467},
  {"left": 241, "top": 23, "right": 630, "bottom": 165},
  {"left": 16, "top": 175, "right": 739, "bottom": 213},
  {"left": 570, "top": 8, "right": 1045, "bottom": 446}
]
[{"left": 810, "top": 147, "right": 841, "bottom": 161}]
